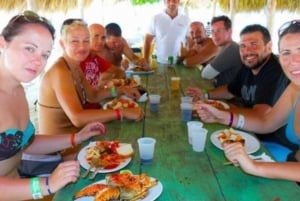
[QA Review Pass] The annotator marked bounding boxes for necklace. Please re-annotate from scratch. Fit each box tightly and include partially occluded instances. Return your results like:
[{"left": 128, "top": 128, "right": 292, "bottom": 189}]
[{"left": 62, "top": 58, "right": 87, "bottom": 105}]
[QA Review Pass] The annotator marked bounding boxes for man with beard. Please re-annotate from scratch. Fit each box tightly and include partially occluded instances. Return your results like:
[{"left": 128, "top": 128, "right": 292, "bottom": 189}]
[
  {"left": 187, "top": 24, "right": 297, "bottom": 162},
  {"left": 177, "top": 21, "right": 218, "bottom": 67}
]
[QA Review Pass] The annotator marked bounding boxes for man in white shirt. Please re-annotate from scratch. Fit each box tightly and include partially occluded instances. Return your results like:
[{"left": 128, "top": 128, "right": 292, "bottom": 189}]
[{"left": 143, "top": 0, "right": 190, "bottom": 64}]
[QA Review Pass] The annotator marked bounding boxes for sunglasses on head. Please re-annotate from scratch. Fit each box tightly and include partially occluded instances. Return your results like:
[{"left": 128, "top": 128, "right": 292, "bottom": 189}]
[
  {"left": 9, "top": 10, "right": 55, "bottom": 36},
  {"left": 278, "top": 20, "right": 300, "bottom": 37},
  {"left": 62, "top": 18, "right": 87, "bottom": 26}
]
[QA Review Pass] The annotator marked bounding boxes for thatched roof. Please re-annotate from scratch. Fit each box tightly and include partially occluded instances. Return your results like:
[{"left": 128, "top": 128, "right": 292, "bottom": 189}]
[
  {"left": 0, "top": 0, "right": 298, "bottom": 13},
  {"left": 218, "top": 0, "right": 300, "bottom": 13},
  {"left": 0, "top": 0, "right": 92, "bottom": 12}
]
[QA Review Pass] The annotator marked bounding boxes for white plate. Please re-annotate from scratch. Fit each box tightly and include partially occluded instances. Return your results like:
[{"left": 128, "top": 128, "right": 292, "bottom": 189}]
[
  {"left": 77, "top": 142, "right": 132, "bottom": 173},
  {"left": 102, "top": 97, "right": 139, "bottom": 110},
  {"left": 126, "top": 64, "right": 154, "bottom": 75},
  {"left": 126, "top": 70, "right": 154, "bottom": 75},
  {"left": 74, "top": 178, "right": 163, "bottom": 201},
  {"left": 210, "top": 130, "right": 260, "bottom": 154},
  {"left": 205, "top": 100, "right": 230, "bottom": 110}
]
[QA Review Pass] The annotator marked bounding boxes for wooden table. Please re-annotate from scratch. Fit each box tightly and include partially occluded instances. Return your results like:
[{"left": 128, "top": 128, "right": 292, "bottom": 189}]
[{"left": 53, "top": 64, "right": 300, "bottom": 201}]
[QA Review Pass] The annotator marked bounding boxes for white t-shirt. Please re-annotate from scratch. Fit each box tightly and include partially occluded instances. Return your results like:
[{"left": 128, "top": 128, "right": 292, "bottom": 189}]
[{"left": 147, "top": 11, "right": 190, "bottom": 64}]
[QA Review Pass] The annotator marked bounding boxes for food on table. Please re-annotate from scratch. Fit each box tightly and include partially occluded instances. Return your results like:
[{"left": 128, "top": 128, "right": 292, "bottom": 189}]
[
  {"left": 204, "top": 99, "right": 229, "bottom": 110},
  {"left": 217, "top": 128, "right": 245, "bottom": 146},
  {"left": 74, "top": 183, "right": 120, "bottom": 200},
  {"left": 106, "top": 171, "right": 158, "bottom": 200},
  {"left": 85, "top": 141, "right": 133, "bottom": 170},
  {"left": 113, "top": 78, "right": 139, "bottom": 87},
  {"left": 192, "top": 100, "right": 229, "bottom": 117},
  {"left": 74, "top": 171, "right": 158, "bottom": 201},
  {"left": 104, "top": 98, "right": 138, "bottom": 110},
  {"left": 132, "top": 65, "right": 152, "bottom": 72}
]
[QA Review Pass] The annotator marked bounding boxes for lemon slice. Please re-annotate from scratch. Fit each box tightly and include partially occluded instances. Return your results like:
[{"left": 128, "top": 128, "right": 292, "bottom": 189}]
[{"left": 120, "top": 170, "right": 132, "bottom": 175}]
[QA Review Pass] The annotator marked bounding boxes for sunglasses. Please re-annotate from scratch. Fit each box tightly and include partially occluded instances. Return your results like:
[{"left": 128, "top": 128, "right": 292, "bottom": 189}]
[
  {"left": 62, "top": 18, "right": 87, "bottom": 26},
  {"left": 278, "top": 20, "right": 300, "bottom": 37},
  {"left": 60, "top": 18, "right": 87, "bottom": 34},
  {"left": 9, "top": 10, "right": 55, "bottom": 36}
]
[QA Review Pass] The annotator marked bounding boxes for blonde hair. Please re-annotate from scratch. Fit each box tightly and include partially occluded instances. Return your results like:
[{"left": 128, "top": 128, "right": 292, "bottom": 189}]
[{"left": 60, "top": 19, "right": 87, "bottom": 40}]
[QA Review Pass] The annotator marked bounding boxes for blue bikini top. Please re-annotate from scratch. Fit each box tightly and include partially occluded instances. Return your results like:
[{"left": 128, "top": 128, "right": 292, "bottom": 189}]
[
  {"left": 285, "top": 95, "right": 300, "bottom": 145},
  {"left": 0, "top": 121, "right": 35, "bottom": 161}
]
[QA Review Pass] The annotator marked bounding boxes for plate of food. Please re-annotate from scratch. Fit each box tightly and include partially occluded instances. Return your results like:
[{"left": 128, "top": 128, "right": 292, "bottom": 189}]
[
  {"left": 77, "top": 141, "right": 133, "bottom": 173},
  {"left": 210, "top": 128, "right": 260, "bottom": 154},
  {"left": 126, "top": 65, "right": 154, "bottom": 75},
  {"left": 102, "top": 97, "right": 139, "bottom": 110},
  {"left": 73, "top": 171, "right": 163, "bottom": 201},
  {"left": 203, "top": 99, "right": 230, "bottom": 110},
  {"left": 113, "top": 78, "right": 139, "bottom": 88}
]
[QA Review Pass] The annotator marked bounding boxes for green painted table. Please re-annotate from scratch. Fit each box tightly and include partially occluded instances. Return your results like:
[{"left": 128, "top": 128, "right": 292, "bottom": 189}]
[{"left": 53, "top": 64, "right": 300, "bottom": 201}]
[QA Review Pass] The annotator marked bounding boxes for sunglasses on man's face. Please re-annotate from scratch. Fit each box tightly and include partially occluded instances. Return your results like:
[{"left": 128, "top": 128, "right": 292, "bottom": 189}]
[{"left": 278, "top": 20, "right": 300, "bottom": 37}]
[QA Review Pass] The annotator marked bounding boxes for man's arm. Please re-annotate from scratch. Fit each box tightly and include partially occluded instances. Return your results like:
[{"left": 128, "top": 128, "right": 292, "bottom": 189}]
[
  {"left": 183, "top": 39, "right": 218, "bottom": 67},
  {"left": 143, "top": 34, "right": 155, "bottom": 63}
]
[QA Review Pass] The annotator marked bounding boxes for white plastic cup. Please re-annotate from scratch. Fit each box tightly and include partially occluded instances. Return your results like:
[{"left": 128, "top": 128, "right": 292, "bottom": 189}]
[
  {"left": 187, "top": 121, "right": 203, "bottom": 145},
  {"left": 180, "top": 103, "right": 193, "bottom": 122},
  {"left": 149, "top": 94, "right": 161, "bottom": 112},
  {"left": 181, "top": 96, "right": 193, "bottom": 103},
  {"left": 137, "top": 137, "right": 156, "bottom": 165},
  {"left": 192, "top": 128, "right": 208, "bottom": 152}
]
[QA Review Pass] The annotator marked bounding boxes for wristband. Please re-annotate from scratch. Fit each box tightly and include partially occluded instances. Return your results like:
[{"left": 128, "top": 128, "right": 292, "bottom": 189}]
[
  {"left": 204, "top": 91, "right": 209, "bottom": 99},
  {"left": 70, "top": 133, "right": 76, "bottom": 147},
  {"left": 110, "top": 87, "right": 117, "bottom": 97},
  {"left": 45, "top": 177, "right": 52, "bottom": 195},
  {"left": 30, "top": 177, "right": 43, "bottom": 199},
  {"left": 115, "top": 109, "right": 122, "bottom": 121},
  {"left": 228, "top": 112, "right": 233, "bottom": 127},
  {"left": 237, "top": 114, "right": 245, "bottom": 129}
]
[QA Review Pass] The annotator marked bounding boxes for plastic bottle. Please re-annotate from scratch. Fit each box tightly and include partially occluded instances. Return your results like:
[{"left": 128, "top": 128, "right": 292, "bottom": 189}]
[{"left": 151, "top": 54, "right": 158, "bottom": 69}]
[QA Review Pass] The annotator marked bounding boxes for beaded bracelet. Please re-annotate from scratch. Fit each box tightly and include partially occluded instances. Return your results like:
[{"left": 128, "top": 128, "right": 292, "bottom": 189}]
[
  {"left": 237, "top": 114, "right": 245, "bottom": 129},
  {"left": 30, "top": 177, "right": 43, "bottom": 199},
  {"left": 70, "top": 133, "right": 76, "bottom": 147},
  {"left": 45, "top": 177, "right": 52, "bottom": 195},
  {"left": 228, "top": 112, "right": 233, "bottom": 127},
  {"left": 115, "top": 109, "right": 123, "bottom": 121},
  {"left": 110, "top": 87, "right": 117, "bottom": 97}
]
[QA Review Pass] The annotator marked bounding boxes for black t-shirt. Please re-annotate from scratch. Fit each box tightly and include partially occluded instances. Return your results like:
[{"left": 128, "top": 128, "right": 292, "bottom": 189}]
[
  {"left": 227, "top": 54, "right": 297, "bottom": 154},
  {"left": 227, "top": 53, "right": 288, "bottom": 107}
]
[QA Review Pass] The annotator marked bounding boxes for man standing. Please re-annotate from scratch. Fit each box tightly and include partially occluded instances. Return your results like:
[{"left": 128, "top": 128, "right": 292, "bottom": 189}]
[
  {"left": 178, "top": 21, "right": 218, "bottom": 67},
  {"left": 201, "top": 15, "right": 242, "bottom": 87},
  {"left": 143, "top": 0, "right": 190, "bottom": 64}
]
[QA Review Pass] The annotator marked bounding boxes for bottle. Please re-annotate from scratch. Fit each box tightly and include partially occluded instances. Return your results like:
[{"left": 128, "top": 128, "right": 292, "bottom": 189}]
[
  {"left": 206, "top": 22, "right": 211, "bottom": 36},
  {"left": 151, "top": 54, "right": 158, "bottom": 69}
]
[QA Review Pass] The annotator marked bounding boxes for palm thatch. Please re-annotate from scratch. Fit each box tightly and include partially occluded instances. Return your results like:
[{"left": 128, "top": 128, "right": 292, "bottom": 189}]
[
  {"left": 219, "top": 0, "right": 267, "bottom": 12},
  {"left": 218, "top": 0, "right": 300, "bottom": 13},
  {"left": 0, "top": 0, "right": 92, "bottom": 12},
  {"left": 276, "top": 0, "right": 300, "bottom": 13}
]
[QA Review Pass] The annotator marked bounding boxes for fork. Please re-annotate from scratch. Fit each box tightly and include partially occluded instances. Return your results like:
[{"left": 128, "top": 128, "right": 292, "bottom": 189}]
[
  {"left": 81, "top": 165, "right": 93, "bottom": 178},
  {"left": 89, "top": 167, "right": 101, "bottom": 180}
]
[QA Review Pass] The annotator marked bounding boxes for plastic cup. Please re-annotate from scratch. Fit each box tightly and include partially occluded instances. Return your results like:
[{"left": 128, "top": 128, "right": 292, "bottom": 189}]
[
  {"left": 181, "top": 96, "right": 193, "bottom": 103},
  {"left": 192, "top": 128, "right": 208, "bottom": 152},
  {"left": 180, "top": 103, "right": 193, "bottom": 122},
  {"left": 171, "top": 77, "right": 180, "bottom": 91},
  {"left": 187, "top": 121, "right": 203, "bottom": 145},
  {"left": 149, "top": 94, "right": 161, "bottom": 112},
  {"left": 137, "top": 137, "right": 156, "bottom": 165}
]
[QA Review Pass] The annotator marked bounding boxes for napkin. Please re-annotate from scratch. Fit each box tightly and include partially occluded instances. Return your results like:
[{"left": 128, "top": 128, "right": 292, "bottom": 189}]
[{"left": 250, "top": 152, "right": 275, "bottom": 162}]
